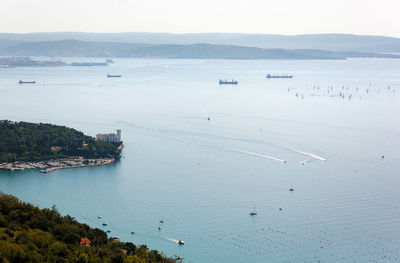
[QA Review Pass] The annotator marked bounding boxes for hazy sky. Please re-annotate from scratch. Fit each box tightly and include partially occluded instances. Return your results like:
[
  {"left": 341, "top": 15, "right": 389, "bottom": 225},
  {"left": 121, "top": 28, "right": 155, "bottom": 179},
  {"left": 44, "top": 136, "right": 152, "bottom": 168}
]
[{"left": 2, "top": 0, "right": 400, "bottom": 37}]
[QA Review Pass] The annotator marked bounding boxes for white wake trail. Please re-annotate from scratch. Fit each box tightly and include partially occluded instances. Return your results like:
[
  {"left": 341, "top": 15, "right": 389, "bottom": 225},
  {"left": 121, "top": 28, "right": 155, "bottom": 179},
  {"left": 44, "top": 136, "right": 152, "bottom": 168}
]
[
  {"left": 292, "top": 149, "right": 327, "bottom": 161},
  {"left": 165, "top": 238, "right": 180, "bottom": 243},
  {"left": 243, "top": 151, "right": 286, "bottom": 163}
]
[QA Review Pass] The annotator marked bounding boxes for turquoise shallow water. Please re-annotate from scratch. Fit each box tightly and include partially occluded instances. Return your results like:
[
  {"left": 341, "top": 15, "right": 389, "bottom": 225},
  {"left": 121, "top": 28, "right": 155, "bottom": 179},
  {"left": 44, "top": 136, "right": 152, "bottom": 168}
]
[{"left": 0, "top": 58, "right": 399, "bottom": 262}]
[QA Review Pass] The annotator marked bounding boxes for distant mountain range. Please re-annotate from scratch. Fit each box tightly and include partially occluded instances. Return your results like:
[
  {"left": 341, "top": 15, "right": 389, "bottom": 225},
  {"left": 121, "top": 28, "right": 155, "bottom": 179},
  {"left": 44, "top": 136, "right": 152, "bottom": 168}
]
[
  {"left": 1, "top": 32, "right": 400, "bottom": 52},
  {"left": 0, "top": 33, "right": 400, "bottom": 59}
]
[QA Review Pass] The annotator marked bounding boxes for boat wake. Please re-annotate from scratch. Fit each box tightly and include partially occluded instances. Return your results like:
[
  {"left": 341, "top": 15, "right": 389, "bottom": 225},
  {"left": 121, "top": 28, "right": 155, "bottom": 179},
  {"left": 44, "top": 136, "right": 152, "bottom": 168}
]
[
  {"left": 165, "top": 237, "right": 181, "bottom": 244},
  {"left": 292, "top": 149, "right": 327, "bottom": 161},
  {"left": 241, "top": 151, "right": 286, "bottom": 163}
]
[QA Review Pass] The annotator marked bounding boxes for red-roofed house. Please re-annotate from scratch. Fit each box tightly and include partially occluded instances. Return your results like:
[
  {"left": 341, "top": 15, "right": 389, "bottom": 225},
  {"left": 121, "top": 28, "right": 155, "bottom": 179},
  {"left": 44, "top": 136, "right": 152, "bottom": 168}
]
[{"left": 80, "top": 237, "right": 91, "bottom": 247}]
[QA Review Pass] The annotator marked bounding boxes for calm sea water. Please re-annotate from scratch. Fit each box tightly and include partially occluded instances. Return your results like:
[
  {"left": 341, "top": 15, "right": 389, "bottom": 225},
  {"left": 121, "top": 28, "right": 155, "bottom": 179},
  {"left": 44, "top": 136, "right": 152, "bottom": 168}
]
[{"left": 0, "top": 58, "right": 399, "bottom": 263}]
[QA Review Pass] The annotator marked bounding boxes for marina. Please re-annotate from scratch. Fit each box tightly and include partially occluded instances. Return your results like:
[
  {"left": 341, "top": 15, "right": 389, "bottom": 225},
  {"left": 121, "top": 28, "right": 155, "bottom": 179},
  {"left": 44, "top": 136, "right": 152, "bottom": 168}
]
[{"left": 0, "top": 157, "right": 116, "bottom": 173}]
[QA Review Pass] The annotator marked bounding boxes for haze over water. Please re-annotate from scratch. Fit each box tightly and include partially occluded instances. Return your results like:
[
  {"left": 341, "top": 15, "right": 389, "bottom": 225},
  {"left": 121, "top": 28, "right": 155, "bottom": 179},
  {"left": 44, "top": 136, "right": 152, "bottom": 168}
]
[{"left": 0, "top": 58, "right": 399, "bottom": 262}]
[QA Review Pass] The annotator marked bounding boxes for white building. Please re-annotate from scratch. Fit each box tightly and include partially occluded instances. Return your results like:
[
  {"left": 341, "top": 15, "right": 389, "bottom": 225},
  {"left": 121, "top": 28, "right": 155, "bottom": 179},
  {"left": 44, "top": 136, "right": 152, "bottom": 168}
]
[{"left": 96, "top": 129, "right": 121, "bottom": 143}]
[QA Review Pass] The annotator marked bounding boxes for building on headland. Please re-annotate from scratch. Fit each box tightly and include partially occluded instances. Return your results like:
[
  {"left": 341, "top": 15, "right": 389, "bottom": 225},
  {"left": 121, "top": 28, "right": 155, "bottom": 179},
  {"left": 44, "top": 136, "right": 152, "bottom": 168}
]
[{"left": 96, "top": 129, "right": 121, "bottom": 143}]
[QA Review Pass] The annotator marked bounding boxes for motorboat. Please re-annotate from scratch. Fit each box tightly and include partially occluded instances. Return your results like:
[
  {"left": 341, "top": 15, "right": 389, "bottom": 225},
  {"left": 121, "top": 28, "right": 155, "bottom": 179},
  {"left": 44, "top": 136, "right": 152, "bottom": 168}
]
[{"left": 249, "top": 203, "right": 257, "bottom": 216}]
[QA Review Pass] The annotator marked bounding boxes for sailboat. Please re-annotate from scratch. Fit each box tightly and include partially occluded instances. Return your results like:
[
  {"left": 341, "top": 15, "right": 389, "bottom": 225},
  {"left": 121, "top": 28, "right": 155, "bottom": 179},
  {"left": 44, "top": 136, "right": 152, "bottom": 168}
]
[{"left": 249, "top": 203, "right": 257, "bottom": 216}]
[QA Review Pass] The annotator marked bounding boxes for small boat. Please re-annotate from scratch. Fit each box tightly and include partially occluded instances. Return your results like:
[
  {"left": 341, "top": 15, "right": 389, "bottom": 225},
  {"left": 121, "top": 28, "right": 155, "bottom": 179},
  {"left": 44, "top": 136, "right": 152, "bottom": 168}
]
[
  {"left": 289, "top": 188, "right": 294, "bottom": 192},
  {"left": 160, "top": 220, "right": 164, "bottom": 224},
  {"left": 158, "top": 226, "right": 161, "bottom": 230},
  {"left": 249, "top": 203, "right": 257, "bottom": 216},
  {"left": 107, "top": 74, "right": 121, "bottom": 78},
  {"left": 106, "top": 230, "right": 111, "bottom": 233},
  {"left": 131, "top": 232, "right": 135, "bottom": 235},
  {"left": 19, "top": 80, "right": 36, "bottom": 84},
  {"left": 219, "top": 79, "right": 238, "bottom": 85},
  {"left": 98, "top": 216, "right": 102, "bottom": 219},
  {"left": 178, "top": 240, "right": 185, "bottom": 245},
  {"left": 102, "top": 223, "right": 108, "bottom": 226}
]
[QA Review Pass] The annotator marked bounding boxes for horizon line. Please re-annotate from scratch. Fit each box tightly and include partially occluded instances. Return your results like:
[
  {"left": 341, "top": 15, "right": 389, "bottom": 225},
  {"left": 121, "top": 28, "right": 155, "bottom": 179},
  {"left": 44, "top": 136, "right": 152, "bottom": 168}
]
[{"left": 0, "top": 31, "right": 399, "bottom": 39}]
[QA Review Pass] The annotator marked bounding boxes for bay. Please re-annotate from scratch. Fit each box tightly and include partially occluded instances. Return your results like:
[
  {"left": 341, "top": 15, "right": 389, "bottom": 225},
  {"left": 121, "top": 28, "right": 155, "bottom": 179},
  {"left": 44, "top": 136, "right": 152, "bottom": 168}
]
[{"left": 0, "top": 58, "right": 399, "bottom": 262}]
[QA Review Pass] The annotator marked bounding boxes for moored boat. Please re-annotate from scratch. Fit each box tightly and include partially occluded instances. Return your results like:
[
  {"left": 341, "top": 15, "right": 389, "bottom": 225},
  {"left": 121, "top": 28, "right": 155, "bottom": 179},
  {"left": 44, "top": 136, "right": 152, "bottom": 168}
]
[{"left": 249, "top": 203, "right": 257, "bottom": 216}]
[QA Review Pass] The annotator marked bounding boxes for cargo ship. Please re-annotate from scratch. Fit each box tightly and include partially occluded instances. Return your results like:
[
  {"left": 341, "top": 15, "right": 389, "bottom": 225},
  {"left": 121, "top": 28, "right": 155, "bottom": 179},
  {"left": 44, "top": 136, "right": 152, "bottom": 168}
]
[
  {"left": 219, "top": 79, "right": 238, "bottom": 85},
  {"left": 266, "top": 74, "right": 293, "bottom": 79},
  {"left": 71, "top": 62, "right": 108, "bottom": 66},
  {"left": 19, "top": 80, "right": 36, "bottom": 84}
]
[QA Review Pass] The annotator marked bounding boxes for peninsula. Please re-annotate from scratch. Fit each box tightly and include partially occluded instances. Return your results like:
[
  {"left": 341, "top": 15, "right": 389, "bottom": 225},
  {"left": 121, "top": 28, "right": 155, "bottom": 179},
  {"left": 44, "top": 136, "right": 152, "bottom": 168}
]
[{"left": 0, "top": 120, "right": 123, "bottom": 173}]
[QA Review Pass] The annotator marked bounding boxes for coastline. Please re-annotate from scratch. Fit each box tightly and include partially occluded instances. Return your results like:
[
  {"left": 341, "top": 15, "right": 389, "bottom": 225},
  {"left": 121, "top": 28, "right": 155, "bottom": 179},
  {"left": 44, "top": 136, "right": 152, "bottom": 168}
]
[{"left": 0, "top": 157, "right": 116, "bottom": 173}]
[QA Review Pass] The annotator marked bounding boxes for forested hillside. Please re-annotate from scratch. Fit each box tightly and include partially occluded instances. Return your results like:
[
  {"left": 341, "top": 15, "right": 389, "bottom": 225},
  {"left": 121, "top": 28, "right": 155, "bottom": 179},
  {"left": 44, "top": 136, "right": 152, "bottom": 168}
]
[
  {"left": 0, "top": 120, "right": 121, "bottom": 163},
  {"left": 0, "top": 193, "right": 175, "bottom": 263},
  {"left": 2, "top": 40, "right": 400, "bottom": 59}
]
